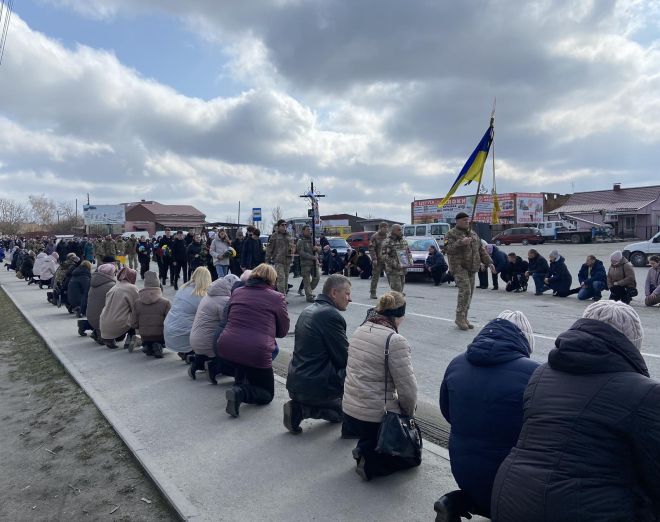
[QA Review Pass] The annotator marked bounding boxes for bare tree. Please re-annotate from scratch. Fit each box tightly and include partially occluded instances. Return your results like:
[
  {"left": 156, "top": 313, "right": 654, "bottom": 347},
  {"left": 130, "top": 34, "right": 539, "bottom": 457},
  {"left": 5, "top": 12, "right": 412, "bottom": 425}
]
[
  {"left": 0, "top": 198, "right": 28, "bottom": 235},
  {"left": 51, "top": 201, "right": 84, "bottom": 234},
  {"left": 28, "top": 194, "right": 56, "bottom": 227},
  {"left": 268, "top": 205, "right": 283, "bottom": 233}
]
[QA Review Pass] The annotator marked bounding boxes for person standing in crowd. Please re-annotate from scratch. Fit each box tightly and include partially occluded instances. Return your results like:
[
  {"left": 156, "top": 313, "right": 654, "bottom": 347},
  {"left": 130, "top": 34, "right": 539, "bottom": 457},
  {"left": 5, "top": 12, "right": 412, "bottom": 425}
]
[
  {"left": 230, "top": 229, "right": 245, "bottom": 276},
  {"left": 93, "top": 236, "right": 103, "bottom": 266},
  {"left": 445, "top": 213, "right": 493, "bottom": 330},
  {"left": 171, "top": 230, "right": 188, "bottom": 289},
  {"left": 525, "top": 249, "right": 549, "bottom": 295},
  {"left": 266, "top": 219, "right": 294, "bottom": 295},
  {"left": 436, "top": 311, "right": 538, "bottom": 520},
  {"left": 133, "top": 271, "right": 171, "bottom": 359},
  {"left": 125, "top": 234, "right": 138, "bottom": 270},
  {"left": 343, "top": 291, "right": 417, "bottom": 481},
  {"left": 210, "top": 228, "right": 232, "bottom": 278},
  {"left": 645, "top": 255, "right": 660, "bottom": 306},
  {"left": 186, "top": 233, "right": 207, "bottom": 278},
  {"left": 503, "top": 252, "right": 529, "bottom": 293},
  {"left": 240, "top": 226, "right": 264, "bottom": 271},
  {"left": 115, "top": 236, "right": 126, "bottom": 266},
  {"left": 164, "top": 267, "right": 212, "bottom": 360},
  {"left": 321, "top": 245, "right": 332, "bottom": 275},
  {"left": 573, "top": 254, "right": 608, "bottom": 301},
  {"left": 425, "top": 244, "right": 449, "bottom": 287},
  {"left": 543, "top": 249, "right": 572, "bottom": 297},
  {"left": 491, "top": 301, "right": 660, "bottom": 522},
  {"left": 185, "top": 229, "right": 195, "bottom": 248},
  {"left": 66, "top": 260, "right": 92, "bottom": 317},
  {"left": 480, "top": 243, "right": 507, "bottom": 290},
  {"left": 608, "top": 250, "right": 637, "bottom": 304},
  {"left": 102, "top": 235, "right": 117, "bottom": 265},
  {"left": 81, "top": 236, "right": 95, "bottom": 263},
  {"left": 284, "top": 274, "right": 351, "bottom": 434},
  {"left": 356, "top": 248, "right": 373, "bottom": 280},
  {"left": 382, "top": 224, "right": 410, "bottom": 294},
  {"left": 136, "top": 236, "right": 152, "bottom": 280},
  {"left": 319, "top": 232, "right": 329, "bottom": 250},
  {"left": 296, "top": 225, "right": 320, "bottom": 303},
  {"left": 158, "top": 228, "right": 174, "bottom": 285},
  {"left": 99, "top": 267, "right": 139, "bottom": 350},
  {"left": 368, "top": 222, "right": 389, "bottom": 299},
  {"left": 218, "top": 264, "right": 289, "bottom": 418}
]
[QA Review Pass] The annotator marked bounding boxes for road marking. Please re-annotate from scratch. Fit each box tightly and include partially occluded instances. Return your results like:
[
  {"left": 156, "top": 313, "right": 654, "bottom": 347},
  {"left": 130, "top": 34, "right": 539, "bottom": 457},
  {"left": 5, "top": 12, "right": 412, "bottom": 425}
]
[{"left": 350, "top": 301, "right": 660, "bottom": 359}]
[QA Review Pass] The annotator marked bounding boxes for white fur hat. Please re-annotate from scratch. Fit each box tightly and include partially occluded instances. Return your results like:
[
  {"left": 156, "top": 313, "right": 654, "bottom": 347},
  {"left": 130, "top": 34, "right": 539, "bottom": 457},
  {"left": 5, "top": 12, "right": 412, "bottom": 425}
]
[
  {"left": 582, "top": 300, "right": 643, "bottom": 350},
  {"left": 498, "top": 310, "right": 535, "bottom": 353}
]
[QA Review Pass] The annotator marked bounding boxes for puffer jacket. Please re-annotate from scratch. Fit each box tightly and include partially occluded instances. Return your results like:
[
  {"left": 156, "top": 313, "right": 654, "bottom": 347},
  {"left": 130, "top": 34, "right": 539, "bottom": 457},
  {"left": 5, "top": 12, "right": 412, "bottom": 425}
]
[
  {"left": 163, "top": 285, "right": 204, "bottom": 352},
  {"left": 445, "top": 227, "right": 492, "bottom": 273},
  {"left": 440, "top": 319, "right": 539, "bottom": 516},
  {"left": 547, "top": 255, "right": 572, "bottom": 294},
  {"left": 527, "top": 253, "right": 549, "bottom": 276},
  {"left": 491, "top": 319, "right": 660, "bottom": 522},
  {"left": 343, "top": 321, "right": 417, "bottom": 423},
  {"left": 286, "top": 295, "right": 349, "bottom": 402},
  {"left": 99, "top": 281, "right": 139, "bottom": 339},
  {"left": 646, "top": 265, "right": 660, "bottom": 297},
  {"left": 382, "top": 234, "right": 411, "bottom": 275},
  {"left": 133, "top": 287, "right": 171, "bottom": 342},
  {"left": 33, "top": 252, "right": 48, "bottom": 278},
  {"left": 86, "top": 271, "right": 116, "bottom": 331},
  {"left": 240, "top": 236, "right": 264, "bottom": 270},
  {"left": 266, "top": 231, "right": 293, "bottom": 265},
  {"left": 67, "top": 265, "right": 91, "bottom": 312},
  {"left": 578, "top": 259, "right": 607, "bottom": 286},
  {"left": 608, "top": 259, "right": 637, "bottom": 288},
  {"left": 189, "top": 275, "right": 238, "bottom": 357}
]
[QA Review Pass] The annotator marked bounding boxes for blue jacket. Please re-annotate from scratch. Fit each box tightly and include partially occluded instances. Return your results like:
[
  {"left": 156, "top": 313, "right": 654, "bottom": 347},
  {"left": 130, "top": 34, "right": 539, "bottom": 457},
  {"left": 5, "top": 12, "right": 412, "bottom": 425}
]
[
  {"left": 490, "top": 246, "right": 508, "bottom": 273},
  {"left": 440, "top": 319, "right": 539, "bottom": 516},
  {"left": 547, "top": 255, "right": 572, "bottom": 294},
  {"left": 425, "top": 251, "right": 448, "bottom": 271},
  {"left": 577, "top": 259, "right": 607, "bottom": 287}
]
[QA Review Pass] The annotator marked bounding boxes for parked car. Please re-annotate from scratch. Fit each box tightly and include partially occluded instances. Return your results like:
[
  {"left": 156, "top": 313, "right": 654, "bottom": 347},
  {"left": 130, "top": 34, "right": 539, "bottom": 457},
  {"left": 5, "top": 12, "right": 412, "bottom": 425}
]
[
  {"left": 623, "top": 231, "right": 660, "bottom": 267},
  {"left": 405, "top": 236, "right": 441, "bottom": 280},
  {"left": 492, "top": 227, "right": 544, "bottom": 246},
  {"left": 346, "top": 231, "right": 374, "bottom": 250},
  {"left": 327, "top": 237, "right": 350, "bottom": 256}
]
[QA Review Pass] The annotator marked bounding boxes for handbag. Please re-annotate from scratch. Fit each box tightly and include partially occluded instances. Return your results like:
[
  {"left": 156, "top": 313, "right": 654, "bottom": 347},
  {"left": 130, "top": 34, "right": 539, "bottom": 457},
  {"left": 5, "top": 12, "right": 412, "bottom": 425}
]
[{"left": 375, "top": 332, "right": 422, "bottom": 465}]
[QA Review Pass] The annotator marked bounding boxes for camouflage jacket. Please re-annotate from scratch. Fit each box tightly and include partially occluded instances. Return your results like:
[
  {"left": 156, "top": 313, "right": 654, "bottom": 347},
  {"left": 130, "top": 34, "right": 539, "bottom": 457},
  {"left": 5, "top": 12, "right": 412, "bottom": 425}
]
[
  {"left": 115, "top": 239, "right": 126, "bottom": 256},
  {"left": 382, "top": 235, "right": 410, "bottom": 274},
  {"left": 368, "top": 231, "right": 388, "bottom": 265},
  {"left": 296, "top": 237, "right": 318, "bottom": 267},
  {"left": 266, "top": 231, "right": 293, "bottom": 265},
  {"left": 125, "top": 238, "right": 138, "bottom": 255},
  {"left": 101, "top": 239, "right": 117, "bottom": 258},
  {"left": 445, "top": 226, "right": 492, "bottom": 273}
]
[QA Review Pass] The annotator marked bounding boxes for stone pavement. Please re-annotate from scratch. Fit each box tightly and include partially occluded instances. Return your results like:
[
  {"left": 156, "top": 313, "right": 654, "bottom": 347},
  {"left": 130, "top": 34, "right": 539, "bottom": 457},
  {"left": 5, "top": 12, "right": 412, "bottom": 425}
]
[{"left": 0, "top": 269, "right": 487, "bottom": 522}]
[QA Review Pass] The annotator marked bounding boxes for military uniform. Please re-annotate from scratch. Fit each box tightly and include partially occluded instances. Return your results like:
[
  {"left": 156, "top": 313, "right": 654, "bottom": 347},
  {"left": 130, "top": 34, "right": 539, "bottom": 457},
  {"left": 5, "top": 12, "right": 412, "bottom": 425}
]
[
  {"left": 296, "top": 236, "right": 320, "bottom": 302},
  {"left": 382, "top": 233, "right": 410, "bottom": 293},
  {"left": 115, "top": 238, "right": 127, "bottom": 266},
  {"left": 125, "top": 237, "right": 138, "bottom": 270},
  {"left": 267, "top": 231, "right": 294, "bottom": 295},
  {"left": 94, "top": 238, "right": 104, "bottom": 265},
  {"left": 445, "top": 226, "right": 492, "bottom": 330},
  {"left": 368, "top": 231, "right": 388, "bottom": 298}
]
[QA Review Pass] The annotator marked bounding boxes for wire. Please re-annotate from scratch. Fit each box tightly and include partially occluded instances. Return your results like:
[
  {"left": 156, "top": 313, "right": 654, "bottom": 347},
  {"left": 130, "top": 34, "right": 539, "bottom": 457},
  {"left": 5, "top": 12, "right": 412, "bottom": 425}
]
[{"left": 0, "top": 0, "right": 14, "bottom": 67}]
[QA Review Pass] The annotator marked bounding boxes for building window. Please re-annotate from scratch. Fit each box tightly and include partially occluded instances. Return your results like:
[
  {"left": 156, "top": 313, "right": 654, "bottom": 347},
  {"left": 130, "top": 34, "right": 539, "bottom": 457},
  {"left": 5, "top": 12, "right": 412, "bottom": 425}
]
[{"left": 623, "top": 216, "right": 635, "bottom": 231}]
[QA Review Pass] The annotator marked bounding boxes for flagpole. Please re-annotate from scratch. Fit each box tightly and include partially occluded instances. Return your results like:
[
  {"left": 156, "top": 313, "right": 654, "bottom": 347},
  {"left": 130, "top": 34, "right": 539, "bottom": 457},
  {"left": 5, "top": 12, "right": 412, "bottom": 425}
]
[{"left": 470, "top": 105, "right": 495, "bottom": 228}]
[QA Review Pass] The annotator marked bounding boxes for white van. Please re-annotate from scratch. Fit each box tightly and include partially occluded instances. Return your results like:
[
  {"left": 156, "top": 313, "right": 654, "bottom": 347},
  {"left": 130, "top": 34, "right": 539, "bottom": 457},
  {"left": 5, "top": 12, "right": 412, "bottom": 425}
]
[{"left": 403, "top": 223, "right": 451, "bottom": 244}]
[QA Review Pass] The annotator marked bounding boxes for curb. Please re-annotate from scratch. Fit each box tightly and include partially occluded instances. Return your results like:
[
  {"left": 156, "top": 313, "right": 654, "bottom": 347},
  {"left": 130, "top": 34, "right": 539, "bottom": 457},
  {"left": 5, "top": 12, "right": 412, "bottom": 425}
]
[{"left": 1, "top": 283, "right": 201, "bottom": 521}]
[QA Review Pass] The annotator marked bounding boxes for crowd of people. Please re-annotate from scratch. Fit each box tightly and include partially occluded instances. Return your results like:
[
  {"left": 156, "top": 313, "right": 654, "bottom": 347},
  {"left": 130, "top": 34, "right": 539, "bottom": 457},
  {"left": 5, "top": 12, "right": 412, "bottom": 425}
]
[{"left": 2, "top": 222, "right": 660, "bottom": 521}]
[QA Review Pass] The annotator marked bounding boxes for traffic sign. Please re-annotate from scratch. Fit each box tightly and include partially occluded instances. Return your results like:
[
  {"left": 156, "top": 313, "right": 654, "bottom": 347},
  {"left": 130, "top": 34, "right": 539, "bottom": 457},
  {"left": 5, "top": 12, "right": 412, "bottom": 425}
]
[{"left": 252, "top": 208, "right": 262, "bottom": 222}]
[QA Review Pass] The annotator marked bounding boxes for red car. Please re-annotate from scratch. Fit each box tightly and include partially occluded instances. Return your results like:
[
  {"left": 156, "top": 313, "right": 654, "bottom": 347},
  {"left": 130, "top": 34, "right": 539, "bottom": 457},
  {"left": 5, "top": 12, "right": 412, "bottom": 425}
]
[
  {"left": 492, "top": 227, "right": 544, "bottom": 246},
  {"left": 346, "top": 231, "right": 375, "bottom": 250}
]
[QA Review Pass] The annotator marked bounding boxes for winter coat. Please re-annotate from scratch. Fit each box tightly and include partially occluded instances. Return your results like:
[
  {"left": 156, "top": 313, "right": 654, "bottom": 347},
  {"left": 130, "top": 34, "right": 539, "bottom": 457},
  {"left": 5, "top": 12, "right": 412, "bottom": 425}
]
[
  {"left": 490, "top": 246, "right": 508, "bottom": 273},
  {"left": 368, "top": 231, "right": 388, "bottom": 265},
  {"left": 163, "top": 285, "right": 204, "bottom": 352},
  {"left": 343, "top": 321, "right": 417, "bottom": 423},
  {"left": 503, "top": 256, "right": 529, "bottom": 279},
  {"left": 100, "top": 239, "right": 117, "bottom": 258},
  {"left": 133, "top": 287, "right": 171, "bottom": 343},
  {"left": 82, "top": 241, "right": 95, "bottom": 262},
  {"left": 382, "top": 234, "right": 411, "bottom": 275},
  {"left": 286, "top": 295, "right": 349, "bottom": 402},
  {"left": 328, "top": 253, "right": 344, "bottom": 275},
  {"left": 646, "top": 265, "right": 660, "bottom": 297},
  {"left": 171, "top": 238, "right": 187, "bottom": 262},
  {"left": 125, "top": 237, "right": 137, "bottom": 256},
  {"left": 33, "top": 252, "right": 48, "bottom": 278},
  {"left": 40, "top": 255, "right": 59, "bottom": 281},
  {"left": 189, "top": 276, "right": 236, "bottom": 357},
  {"left": 209, "top": 237, "right": 231, "bottom": 266},
  {"left": 137, "top": 241, "right": 152, "bottom": 262},
  {"left": 296, "top": 236, "right": 318, "bottom": 268},
  {"left": 608, "top": 259, "right": 637, "bottom": 289},
  {"left": 240, "top": 237, "right": 264, "bottom": 269},
  {"left": 547, "top": 255, "right": 572, "bottom": 294},
  {"left": 527, "top": 254, "right": 549, "bottom": 276},
  {"left": 266, "top": 231, "right": 293, "bottom": 265},
  {"left": 99, "top": 281, "right": 139, "bottom": 339},
  {"left": 115, "top": 239, "right": 126, "bottom": 256},
  {"left": 357, "top": 253, "right": 373, "bottom": 279},
  {"left": 446, "top": 227, "right": 492, "bottom": 274},
  {"left": 578, "top": 259, "right": 608, "bottom": 287},
  {"left": 491, "top": 318, "right": 660, "bottom": 522},
  {"left": 20, "top": 256, "right": 34, "bottom": 278},
  {"left": 66, "top": 265, "right": 91, "bottom": 312},
  {"left": 440, "top": 319, "right": 539, "bottom": 516},
  {"left": 425, "top": 251, "right": 448, "bottom": 271},
  {"left": 217, "top": 279, "right": 289, "bottom": 369}
]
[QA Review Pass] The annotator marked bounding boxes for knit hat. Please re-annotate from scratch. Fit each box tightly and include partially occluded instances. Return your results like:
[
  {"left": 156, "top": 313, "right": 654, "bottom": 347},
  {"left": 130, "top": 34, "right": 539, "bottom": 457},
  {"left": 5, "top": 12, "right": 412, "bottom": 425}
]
[
  {"left": 117, "top": 267, "right": 137, "bottom": 285},
  {"left": 485, "top": 244, "right": 494, "bottom": 255},
  {"left": 240, "top": 270, "right": 252, "bottom": 282},
  {"left": 498, "top": 310, "right": 535, "bottom": 353},
  {"left": 549, "top": 249, "right": 559, "bottom": 260},
  {"left": 98, "top": 263, "right": 116, "bottom": 276},
  {"left": 582, "top": 300, "right": 644, "bottom": 350},
  {"left": 143, "top": 271, "right": 160, "bottom": 288},
  {"left": 610, "top": 250, "right": 623, "bottom": 264}
]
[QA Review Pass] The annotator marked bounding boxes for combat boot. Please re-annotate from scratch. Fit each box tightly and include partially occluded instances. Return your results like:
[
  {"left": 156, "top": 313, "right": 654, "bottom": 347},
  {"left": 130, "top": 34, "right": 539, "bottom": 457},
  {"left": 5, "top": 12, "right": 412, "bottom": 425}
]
[{"left": 455, "top": 313, "right": 469, "bottom": 331}]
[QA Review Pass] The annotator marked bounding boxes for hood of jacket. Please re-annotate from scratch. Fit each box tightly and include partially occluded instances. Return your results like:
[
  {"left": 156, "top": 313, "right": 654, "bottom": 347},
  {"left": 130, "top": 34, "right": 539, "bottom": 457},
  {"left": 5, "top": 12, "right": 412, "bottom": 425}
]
[
  {"left": 207, "top": 274, "right": 240, "bottom": 297},
  {"left": 550, "top": 318, "right": 649, "bottom": 377},
  {"left": 551, "top": 255, "right": 565, "bottom": 266},
  {"left": 466, "top": 318, "right": 531, "bottom": 366},
  {"left": 139, "top": 286, "right": 163, "bottom": 305},
  {"left": 90, "top": 271, "right": 116, "bottom": 288},
  {"left": 610, "top": 259, "right": 630, "bottom": 269},
  {"left": 36, "top": 252, "right": 47, "bottom": 260},
  {"left": 71, "top": 265, "right": 91, "bottom": 279}
]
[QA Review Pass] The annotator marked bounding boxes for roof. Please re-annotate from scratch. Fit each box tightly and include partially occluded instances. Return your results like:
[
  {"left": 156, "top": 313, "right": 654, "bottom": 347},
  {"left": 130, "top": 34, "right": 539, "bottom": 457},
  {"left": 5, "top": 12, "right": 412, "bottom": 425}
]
[
  {"left": 127, "top": 201, "right": 205, "bottom": 218},
  {"left": 549, "top": 185, "right": 660, "bottom": 214}
]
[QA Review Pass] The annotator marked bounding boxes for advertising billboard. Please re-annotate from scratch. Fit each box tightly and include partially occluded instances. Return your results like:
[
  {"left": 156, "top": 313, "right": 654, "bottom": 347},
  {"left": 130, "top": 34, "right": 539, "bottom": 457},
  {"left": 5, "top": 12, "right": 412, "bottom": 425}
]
[
  {"left": 515, "top": 193, "right": 545, "bottom": 223},
  {"left": 83, "top": 204, "right": 126, "bottom": 225},
  {"left": 411, "top": 193, "right": 517, "bottom": 224}
]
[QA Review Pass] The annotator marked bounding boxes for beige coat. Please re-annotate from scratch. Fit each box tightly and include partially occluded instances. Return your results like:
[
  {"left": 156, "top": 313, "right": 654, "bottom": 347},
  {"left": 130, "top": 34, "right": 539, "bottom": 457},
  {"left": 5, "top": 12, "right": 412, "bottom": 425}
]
[
  {"left": 343, "top": 322, "right": 417, "bottom": 423},
  {"left": 608, "top": 260, "right": 636, "bottom": 289},
  {"left": 100, "top": 281, "right": 139, "bottom": 339}
]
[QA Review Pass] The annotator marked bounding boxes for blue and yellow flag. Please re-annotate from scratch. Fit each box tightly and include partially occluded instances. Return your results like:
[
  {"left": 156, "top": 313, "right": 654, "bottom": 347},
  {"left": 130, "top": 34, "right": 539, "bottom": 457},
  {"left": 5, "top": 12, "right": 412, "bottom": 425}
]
[{"left": 438, "top": 124, "right": 494, "bottom": 208}]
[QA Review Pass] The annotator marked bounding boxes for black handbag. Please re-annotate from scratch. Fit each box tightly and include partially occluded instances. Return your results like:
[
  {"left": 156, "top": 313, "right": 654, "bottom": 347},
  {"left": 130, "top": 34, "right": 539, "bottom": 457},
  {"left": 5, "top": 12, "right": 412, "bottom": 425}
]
[{"left": 375, "top": 332, "right": 422, "bottom": 465}]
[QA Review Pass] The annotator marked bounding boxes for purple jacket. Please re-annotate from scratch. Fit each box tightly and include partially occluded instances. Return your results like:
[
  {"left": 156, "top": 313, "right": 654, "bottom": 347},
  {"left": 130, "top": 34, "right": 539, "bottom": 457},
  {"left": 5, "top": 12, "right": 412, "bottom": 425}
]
[{"left": 217, "top": 280, "right": 289, "bottom": 369}]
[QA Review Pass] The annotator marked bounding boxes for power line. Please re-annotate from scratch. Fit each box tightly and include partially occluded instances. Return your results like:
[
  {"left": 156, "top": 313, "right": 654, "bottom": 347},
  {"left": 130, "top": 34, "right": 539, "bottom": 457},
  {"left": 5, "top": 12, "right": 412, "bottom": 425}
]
[{"left": 0, "top": 0, "right": 14, "bottom": 67}]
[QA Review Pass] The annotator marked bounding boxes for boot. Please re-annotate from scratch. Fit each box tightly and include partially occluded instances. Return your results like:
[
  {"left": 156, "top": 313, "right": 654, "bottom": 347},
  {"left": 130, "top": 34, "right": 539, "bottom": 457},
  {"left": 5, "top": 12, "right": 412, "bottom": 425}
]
[
  {"left": 226, "top": 386, "right": 244, "bottom": 418},
  {"left": 283, "top": 401, "right": 303, "bottom": 434},
  {"left": 142, "top": 343, "right": 154, "bottom": 356},
  {"left": 77, "top": 319, "right": 89, "bottom": 337},
  {"left": 188, "top": 354, "right": 207, "bottom": 380},
  {"left": 206, "top": 358, "right": 220, "bottom": 385},
  {"left": 151, "top": 342, "right": 164, "bottom": 358},
  {"left": 105, "top": 339, "right": 118, "bottom": 349},
  {"left": 123, "top": 334, "right": 135, "bottom": 352},
  {"left": 433, "top": 490, "right": 473, "bottom": 522},
  {"left": 173, "top": 277, "right": 178, "bottom": 291},
  {"left": 370, "top": 292, "right": 377, "bottom": 299},
  {"left": 455, "top": 314, "right": 469, "bottom": 331}
]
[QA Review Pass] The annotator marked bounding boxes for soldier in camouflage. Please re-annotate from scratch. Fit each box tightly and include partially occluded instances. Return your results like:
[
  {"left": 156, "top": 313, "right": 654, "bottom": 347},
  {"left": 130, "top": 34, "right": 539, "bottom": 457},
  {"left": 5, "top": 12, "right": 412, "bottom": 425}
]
[
  {"left": 266, "top": 219, "right": 294, "bottom": 295},
  {"left": 445, "top": 212, "right": 494, "bottom": 330},
  {"left": 368, "top": 222, "right": 389, "bottom": 299},
  {"left": 296, "top": 225, "right": 320, "bottom": 303},
  {"left": 381, "top": 224, "right": 410, "bottom": 294}
]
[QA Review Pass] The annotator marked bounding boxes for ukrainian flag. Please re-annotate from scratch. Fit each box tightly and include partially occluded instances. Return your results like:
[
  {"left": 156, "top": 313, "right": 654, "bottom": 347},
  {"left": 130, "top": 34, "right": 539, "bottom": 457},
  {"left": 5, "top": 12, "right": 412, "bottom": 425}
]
[{"left": 438, "top": 124, "right": 494, "bottom": 208}]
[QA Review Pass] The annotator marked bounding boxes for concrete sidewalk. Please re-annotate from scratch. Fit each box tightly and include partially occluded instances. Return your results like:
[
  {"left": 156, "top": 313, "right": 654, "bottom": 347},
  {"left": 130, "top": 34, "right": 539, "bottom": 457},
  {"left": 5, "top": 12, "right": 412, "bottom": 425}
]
[{"left": 0, "top": 270, "right": 481, "bottom": 522}]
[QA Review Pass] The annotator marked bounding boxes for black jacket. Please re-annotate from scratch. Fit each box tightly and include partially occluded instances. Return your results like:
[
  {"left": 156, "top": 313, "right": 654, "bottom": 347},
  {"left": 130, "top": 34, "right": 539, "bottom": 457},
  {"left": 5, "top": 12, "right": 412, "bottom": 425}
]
[
  {"left": 171, "top": 238, "right": 187, "bottom": 262},
  {"left": 527, "top": 254, "right": 549, "bottom": 276},
  {"left": 503, "top": 256, "right": 529, "bottom": 278},
  {"left": 578, "top": 259, "right": 608, "bottom": 287},
  {"left": 547, "top": 255, "right": 572, "bottom": 294},
  {"left": 492, "top": 319, "right": 660, "bottom": 522},
  {"left": 240, "top": 237, "right": 264, "bottom": 269},
  {"left": 286, "top": 295, "right": 348, "bottom": 402},
  {"left": 67, "top": 265, "right": 91, "bottom": 312}
]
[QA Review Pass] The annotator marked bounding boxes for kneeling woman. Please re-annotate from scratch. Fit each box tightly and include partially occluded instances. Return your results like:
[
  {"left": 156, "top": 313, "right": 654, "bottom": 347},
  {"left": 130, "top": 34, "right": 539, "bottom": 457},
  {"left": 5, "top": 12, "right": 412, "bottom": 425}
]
[
  {"left": 343, "top": 291, "right": 418, "bottom": 481},
  {"left": 99, "top": 267, "right": 139, "bottom": 349},
  {"left": 218, "top": 264, "right": 289, "bottom": 417}
]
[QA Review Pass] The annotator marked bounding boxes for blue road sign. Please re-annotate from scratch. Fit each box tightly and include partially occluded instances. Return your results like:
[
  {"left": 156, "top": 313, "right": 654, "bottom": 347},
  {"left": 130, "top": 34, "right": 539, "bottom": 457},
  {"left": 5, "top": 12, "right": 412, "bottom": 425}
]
[{"left": 252, "top": 208, "right": 262, "bottom": 222}]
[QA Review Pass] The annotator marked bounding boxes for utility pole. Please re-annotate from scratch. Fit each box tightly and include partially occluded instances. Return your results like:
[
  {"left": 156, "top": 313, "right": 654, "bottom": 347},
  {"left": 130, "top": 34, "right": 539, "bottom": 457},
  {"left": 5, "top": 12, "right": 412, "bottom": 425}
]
[
  {"left": 299, "top": 181, "right": 326, "bottom": 276},
  {"left": 237, "top": 201, "right": 241, "bottom": 225}
]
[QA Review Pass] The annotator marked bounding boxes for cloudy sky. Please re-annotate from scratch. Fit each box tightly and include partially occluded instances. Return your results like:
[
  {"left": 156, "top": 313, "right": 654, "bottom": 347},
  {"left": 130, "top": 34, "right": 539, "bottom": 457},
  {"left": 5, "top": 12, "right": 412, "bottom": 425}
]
[{"left": 1, "top": 0, "right": 659, "bottom": 223}]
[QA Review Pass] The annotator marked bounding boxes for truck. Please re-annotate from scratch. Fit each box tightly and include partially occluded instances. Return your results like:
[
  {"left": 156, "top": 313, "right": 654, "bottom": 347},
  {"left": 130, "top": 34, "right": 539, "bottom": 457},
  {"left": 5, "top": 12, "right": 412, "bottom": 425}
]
[
  {"left": 538, "top": 214, "right": 614, "bottom": 244},
  {"left": 622, "top": 231, "right": 660, "bottom": 267}
]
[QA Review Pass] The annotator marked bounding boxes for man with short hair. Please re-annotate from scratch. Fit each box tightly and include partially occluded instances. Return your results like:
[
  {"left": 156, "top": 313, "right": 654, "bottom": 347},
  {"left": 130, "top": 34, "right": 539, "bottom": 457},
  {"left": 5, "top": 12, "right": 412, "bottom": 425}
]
[
  {"left": 171, "top": 230, "right": 188, "bottom": 289},
  {"left": 382, "top": 223, "right": 410, "bottom": 293},
  {"left": 284, "top": 274, "right": 352, "bottom": 434},
  {"left": 575, "top": 254, "right": 608, "bottom": 301},
  {"left": 126, "top": 233, "right": 138, "bottom": 270},
  {"left": 266, "top": 219, "right": 293, "bottom": 295},
  {"left": 296, "top": 225, "right": 321, "bottom": 303},
  {"left": 368, "top": 222, "right": 389, "bottom": 299}
]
